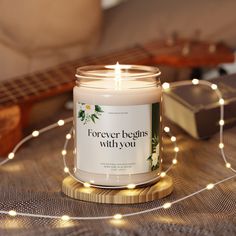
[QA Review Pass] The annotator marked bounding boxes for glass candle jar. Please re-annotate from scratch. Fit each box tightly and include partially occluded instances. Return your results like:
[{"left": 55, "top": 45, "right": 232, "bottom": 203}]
[{"left": 73, "top": 64, "right": 162, "bottom": 186}]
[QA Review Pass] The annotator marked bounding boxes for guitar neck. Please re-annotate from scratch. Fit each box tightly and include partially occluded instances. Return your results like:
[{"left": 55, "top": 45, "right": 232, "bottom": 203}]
[
  {"left": 0, "top": 45, "right": 151, "bottom": 108},
  {"left": 0, "top": 39, "right": 234, "bottom": 108}
]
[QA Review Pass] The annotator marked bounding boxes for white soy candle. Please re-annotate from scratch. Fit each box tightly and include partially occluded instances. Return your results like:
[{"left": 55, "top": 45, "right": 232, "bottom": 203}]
[{"left": 73, "top": 64, "right": 162, "bottom": 186}]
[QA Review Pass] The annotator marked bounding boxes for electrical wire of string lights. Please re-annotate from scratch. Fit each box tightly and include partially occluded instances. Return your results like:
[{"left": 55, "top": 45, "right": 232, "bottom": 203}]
[{"left": 0, "top": 79, "right": 235, "bottom": 222}]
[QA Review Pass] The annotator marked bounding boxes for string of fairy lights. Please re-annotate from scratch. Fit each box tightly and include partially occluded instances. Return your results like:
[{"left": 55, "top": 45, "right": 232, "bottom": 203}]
[{"left": 0, "top": 79, "right": 235, "bottom": 222}]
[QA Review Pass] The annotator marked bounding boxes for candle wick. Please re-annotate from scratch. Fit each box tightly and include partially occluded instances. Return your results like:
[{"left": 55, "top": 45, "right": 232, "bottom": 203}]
[{"left": 115, "top": 62, "right": 121, "bottom": 90}]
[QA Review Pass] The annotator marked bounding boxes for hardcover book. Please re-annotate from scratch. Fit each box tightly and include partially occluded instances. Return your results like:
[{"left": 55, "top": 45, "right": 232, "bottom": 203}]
[{"left": 163, "top": 74, "right": 236, "bottom": 139}]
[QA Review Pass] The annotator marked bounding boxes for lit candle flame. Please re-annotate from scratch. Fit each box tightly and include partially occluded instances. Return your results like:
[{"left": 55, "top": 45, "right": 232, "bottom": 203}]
[
  {"left": 115, "top": 62, "right": 121, "bottom": 81},
  {"left": 105, "top": 62, "right": 129, "bottom": 89}
]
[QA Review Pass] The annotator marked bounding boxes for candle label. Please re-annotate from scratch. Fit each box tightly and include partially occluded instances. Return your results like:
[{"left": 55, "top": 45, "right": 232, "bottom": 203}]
[{"left": 76, "top": 102, "right": 160, "bottom": 175}]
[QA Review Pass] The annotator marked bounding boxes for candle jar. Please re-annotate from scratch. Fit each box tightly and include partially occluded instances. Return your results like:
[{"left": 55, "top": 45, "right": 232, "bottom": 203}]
[{"left": 73, "top": 64, "right": 162, "bottom": 187}]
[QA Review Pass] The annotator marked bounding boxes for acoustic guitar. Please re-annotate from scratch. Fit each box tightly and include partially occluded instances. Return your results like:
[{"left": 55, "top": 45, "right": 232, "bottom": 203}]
[{"left": 0, "top": 38, "right": 234, "bottom": 155}]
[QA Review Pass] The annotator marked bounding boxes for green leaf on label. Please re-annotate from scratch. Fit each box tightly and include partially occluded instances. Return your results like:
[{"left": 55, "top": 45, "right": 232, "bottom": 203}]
[
  {"left": 95, "top": 105, "right": 103, "bottom": 113},
  {"left": 78, "top": 110, "right": 85, "bottom": 118},
  {"left": 78, "top": 110, "right": 85, "bottom": 122},
  {"left": 91, "top": 115, "right": 95, "bottom": 123},
  {"left": 93, "top": 114, "right": 99, "bottom": 119}
]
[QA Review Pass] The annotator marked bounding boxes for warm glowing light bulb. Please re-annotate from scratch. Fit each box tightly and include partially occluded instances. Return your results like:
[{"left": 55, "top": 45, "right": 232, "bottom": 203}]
[
  {"left": 8, "top": 210, "right": 17, "bottom": 216},
  {"left": 219, "top": 143, "right": 224, "bottom": 149},
  {"left": 61, "top": 150, "right": 67, "bottom": 155},
  {"left": 192, "top": 79, "right": 199, "bottom": 85},
  {"left": 206, "top": 183, "right": 214, "bottom": 190},
  {"left": 163, "top": 202, "right": 172, "bottom": 209},
  {"left": 83, "top": 182, "right": 91, "bottom": 188},
  {"left": 174, "top": 147, "right": 179, "bottom": 152},
  {"left": 171, "top": 136, "right": 176, "bottom": 142},
  {"left": 160, "top": 172, "right": 166, "bottom": 177},
  {"left": 219, "top": 99, "right": 224, "bottom": 105},
  {"left": 32, "top": 130, "right": 39, "bottom": 137},
  {"left": 64, "top": 167, "right": 69, "bottom": 173},
  {"left": 127, "top": 184, "right": 136, "bottom": 189},
  {"left": 58, "top": 120, "right": 65, "bottom": 126},
  {"left": 172, "top": 159, "right": 177, "bottom": 164},
  {"left": 66, "top": 134, "right": 72, "bottom": 140},
  {"left": 61, "top": 215, "right": 70, "bottom": 221},
  {"left": 113, "top": 214, "right": 123, "bottom": 220},
  {"left": 226, "top": 163, "right": 231, "bottom": 168},
  {"left": 162, "top": 82, "right": 170, "bottom": 90},
  {"left": 219, "top": 120, "right": 224, "bottom": 126},
  {"left": 211, "top": 84, "right": 218, "bottom": 90},
  {"left": 164, "top": 126, "right": 170, "bottom": 133},
  {"left": 8, "top": 152, "right": 15, "bottom": 160}
]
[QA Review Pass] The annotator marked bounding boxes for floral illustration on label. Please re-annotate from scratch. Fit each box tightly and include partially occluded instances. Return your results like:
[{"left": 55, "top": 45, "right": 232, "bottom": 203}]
[
  {"left": 147, "top": 103, "right": 160, "bottom": 171},
  {"left": 147, "top": 135, "right": 159, "bottom": 170},
  {"left": 78, "top": 103, "right": 103, "bottom": 125}
]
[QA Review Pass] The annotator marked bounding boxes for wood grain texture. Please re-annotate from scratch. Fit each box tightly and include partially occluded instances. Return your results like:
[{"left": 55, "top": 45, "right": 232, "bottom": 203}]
[
  {"left": 0, "top": 105, "right": 22, "bottom": 155},
  {"left": 62, "top": 175, "right": 173, "bottom": 204}
]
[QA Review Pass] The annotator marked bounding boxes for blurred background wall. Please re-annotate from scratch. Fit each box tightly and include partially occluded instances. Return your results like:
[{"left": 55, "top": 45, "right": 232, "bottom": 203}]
[
  {"left": 0, "top": 0, "right": 102, "bottom": 80},
  {"left": 1, "top": 0, "right": 236, "bottom": 81}
]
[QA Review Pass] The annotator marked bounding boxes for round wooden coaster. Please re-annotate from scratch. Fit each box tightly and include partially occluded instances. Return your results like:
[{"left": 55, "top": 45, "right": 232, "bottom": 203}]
[{"left": 62, "top": 176, "right": 173, "bottom": 204}]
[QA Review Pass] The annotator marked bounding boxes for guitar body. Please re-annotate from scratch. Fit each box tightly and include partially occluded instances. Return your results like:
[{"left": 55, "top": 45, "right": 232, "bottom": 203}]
[{"left": 0, "top": 105, "right": 22, "bottom": 155}]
